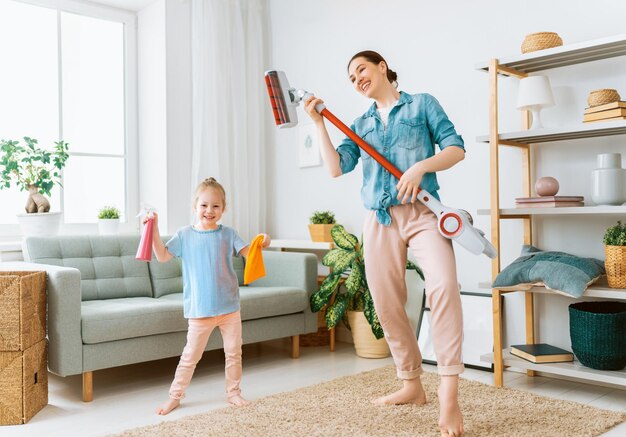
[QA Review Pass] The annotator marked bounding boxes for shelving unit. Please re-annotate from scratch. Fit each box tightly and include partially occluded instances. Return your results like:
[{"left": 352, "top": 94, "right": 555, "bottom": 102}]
[{"left": 477, "top": 34, "right": 626, "bottom": 388}]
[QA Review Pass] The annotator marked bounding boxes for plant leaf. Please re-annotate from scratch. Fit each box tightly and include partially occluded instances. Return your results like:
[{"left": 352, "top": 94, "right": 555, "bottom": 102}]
[
  {"left": 331, "top": 224, "right": 358, "bottom": 250},
  {"left": 310, "top": 273, "right": 341, "bottom": 312},
  {"left": 325, "top": 293, "right": 348, "bottom": 329},
  {"left": 322, "top": 249, "right": 357, "bottom": 274},
  {"left": 363, "top": 290, "right": 384, "bottom": 339},
  {"left": 406, "top": 260, "right": 425, "bottom": 280},
  {"left": 344, "top": 260, "right": 364, "bottom": 296}
]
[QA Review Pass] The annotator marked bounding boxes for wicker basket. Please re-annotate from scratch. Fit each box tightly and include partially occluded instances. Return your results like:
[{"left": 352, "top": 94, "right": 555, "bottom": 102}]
[
  {"left": 0, "top": 339, "right": 48, "bottom": 425},
  {"left": 605, "top": 245, "right": 626, "bottom": 288},
  {"left": 301, "top": 310, "right": 331, "bottom": 347},
  {"left": 588, "top": 89, "right": 621, "bottom": 107},
  {"left": 0, "top": 271, "right": 47, "bottom": 351},
  {"left": 521, "top": 32, "right": 563, "bottom": 54},
  {"left": 569, "top": 301, "right": 626, "bottom": 370}
]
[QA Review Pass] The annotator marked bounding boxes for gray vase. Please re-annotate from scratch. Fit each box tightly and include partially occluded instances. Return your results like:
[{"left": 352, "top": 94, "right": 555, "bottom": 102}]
[{"left": 591, "top": 153, "right": 625, "bottom": 206}]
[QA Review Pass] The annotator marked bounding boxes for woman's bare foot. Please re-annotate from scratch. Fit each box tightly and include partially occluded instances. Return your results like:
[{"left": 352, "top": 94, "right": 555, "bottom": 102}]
[
  {"left": 228, "top": 394, "right": 250, "bottom": 407},
  {"left": 372, "top": 377, "right": 427, "bottom": 406},
  {"left": 155, "top": 398, "right": 180, "bottom": 415},
  {"left": 438, "top": 375, "right": 463, "bottom": 437}
]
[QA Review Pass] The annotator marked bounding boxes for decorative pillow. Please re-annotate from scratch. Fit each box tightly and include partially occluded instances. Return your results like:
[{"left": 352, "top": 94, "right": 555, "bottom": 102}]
[{"left": 492, "top": 245, "right": 605, "bottom": 298}]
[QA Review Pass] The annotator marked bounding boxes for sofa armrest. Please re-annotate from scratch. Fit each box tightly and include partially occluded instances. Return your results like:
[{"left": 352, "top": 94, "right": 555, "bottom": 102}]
[
  {"left": 0, "top": 262, "right": 83, "bottom": 376},
  {"left": 250, "top": 251, "right": 317, "bottom": 297}
]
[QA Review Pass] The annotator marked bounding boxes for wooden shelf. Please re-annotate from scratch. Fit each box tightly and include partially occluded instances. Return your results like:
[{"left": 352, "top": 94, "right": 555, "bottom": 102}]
[
  {"left": 481, "top": 348, "right": 626, "bottom": 387},
  {"left": 475, "top": 33, "right": 626, "bottom": 74},
  {"left": 269, "top": 239, "right": 334, "bottom": 250},
  {"left": 477, "top": 205, "right": 626, "bottom": 216},
  {"left": 476, "top": 119, "right": 626, "bottom": 144},
  {"left": 479, "top": 277, "right": 626, "bottom": 300}
]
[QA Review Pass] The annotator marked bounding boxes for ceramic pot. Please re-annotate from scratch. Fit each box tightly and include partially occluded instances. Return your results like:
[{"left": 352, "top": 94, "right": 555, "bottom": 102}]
[{"left": 591, "top": 153, "right": 625, "bottom": 205}]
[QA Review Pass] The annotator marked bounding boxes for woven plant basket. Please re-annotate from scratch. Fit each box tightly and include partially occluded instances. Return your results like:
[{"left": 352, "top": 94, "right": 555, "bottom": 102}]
[
  {"left": 521, "top": 32, "right": 563, "bottom": 54},
  {"left": 301, "top": 311, "right": 331, "bottom": 347},
  {"left": 569, "top": 301, "right": 626, "bottom": 370},
  {"left": 588, "top": 89, "right": 621, "bottom": 107},
  {"left": 605, "top": 245, "right": 626, "bottom": 288}
]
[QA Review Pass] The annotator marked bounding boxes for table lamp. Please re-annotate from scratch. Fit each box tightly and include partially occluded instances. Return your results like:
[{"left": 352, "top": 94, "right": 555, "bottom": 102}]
[{"left": 517, "top": 75, "right": 555, "bottom": 129}]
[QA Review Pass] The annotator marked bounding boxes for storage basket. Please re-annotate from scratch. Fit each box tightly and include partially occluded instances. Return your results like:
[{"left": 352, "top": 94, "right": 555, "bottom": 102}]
[
  {"left": 521, "top": 32, "right": 563, "bottom": 54},
  {"left": 569, "top": 301, "right": 626, "bottom": 370},
  {"left": 588, "top": 89, "right": 621, "bottom": 107},
  {"left": 0, "top": 271, "right": 47, "bottom": 351},
  {"left": 605, "top": 245, "right": 626, "bottom": 288},
  {"left": 0, "top": 339, "right": 48, "bottom": 425}
]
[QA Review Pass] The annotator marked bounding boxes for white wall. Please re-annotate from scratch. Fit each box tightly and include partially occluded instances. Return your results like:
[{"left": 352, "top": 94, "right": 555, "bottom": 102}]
[{"left": 267, "top": 0, "right": 626, "bottom": 349}]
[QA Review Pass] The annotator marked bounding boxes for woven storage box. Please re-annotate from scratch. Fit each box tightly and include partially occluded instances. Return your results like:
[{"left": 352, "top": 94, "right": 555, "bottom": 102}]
[
  {"left": 0, "top": 271, "right": 46, "bottom": 351},
  {"left": 569, "top": 301, "right": 626, "bottom": 370},
  {"left": 588, "top": 89, "right": 621, "bottom": 107},
  {"left": 521, "top": 32, "right": 563, "bottom": 54},
  {"left": 605, "top": 245, "right": 626, "bottom": 288},
  {"left": 0, "top": 339, "right": 48, "bottom": 425},
  {"left": 301, "top": 311, "right": 331, "bottom": 347}
]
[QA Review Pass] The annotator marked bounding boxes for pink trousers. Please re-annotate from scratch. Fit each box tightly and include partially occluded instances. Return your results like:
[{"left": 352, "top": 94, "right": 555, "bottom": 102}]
[
  {"left": 169, "top": 310, "right": 243, "bottom": 400},
  {"left": 363, "top": 202, "right": 464, "bottom": 378}
]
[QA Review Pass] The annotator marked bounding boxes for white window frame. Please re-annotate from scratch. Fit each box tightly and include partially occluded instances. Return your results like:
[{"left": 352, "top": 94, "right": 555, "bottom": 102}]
[{"left": 0, "top": 0, "right": 138, "bottom": 239}]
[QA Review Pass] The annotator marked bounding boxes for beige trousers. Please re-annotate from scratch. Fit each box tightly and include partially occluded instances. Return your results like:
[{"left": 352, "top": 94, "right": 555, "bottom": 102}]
[
  {"left": 363, "top": 202, "right": 464, "bottom": 378},
  {"left": 169, "top": 310, "right": 243, "bottom": 400}
]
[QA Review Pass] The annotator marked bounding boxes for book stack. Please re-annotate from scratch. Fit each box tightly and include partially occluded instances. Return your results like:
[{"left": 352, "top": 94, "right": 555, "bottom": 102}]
[
  {"left": 510, "top": 343, "right": 574, "bottom": 364},
  {"left": 516, "top": 195, "right": 584, "bottom": 208},
  {"left": 583, "top": 101, "right": 626, "bottom": 123}
]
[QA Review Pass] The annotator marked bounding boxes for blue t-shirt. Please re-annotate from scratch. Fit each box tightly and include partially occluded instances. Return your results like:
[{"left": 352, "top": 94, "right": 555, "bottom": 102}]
[
  {"left": 336, "top": 91, "right": 465, "bottom": 226},
  {"left": 166, "top": 225, "right": 247, "bottom": 318}
]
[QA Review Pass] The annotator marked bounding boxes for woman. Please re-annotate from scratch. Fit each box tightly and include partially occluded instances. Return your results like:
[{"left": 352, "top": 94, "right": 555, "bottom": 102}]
[{"left": 304, "top": 50, "right": 465, "bottom": 437}]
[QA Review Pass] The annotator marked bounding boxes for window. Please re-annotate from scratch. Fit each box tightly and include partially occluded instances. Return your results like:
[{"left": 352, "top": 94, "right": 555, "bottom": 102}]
[{"left": 0, "top": 0, "right": 137, "bottom": 232}]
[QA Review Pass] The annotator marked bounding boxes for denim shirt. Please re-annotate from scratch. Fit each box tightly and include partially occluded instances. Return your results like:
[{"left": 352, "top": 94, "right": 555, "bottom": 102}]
[{"left": 336, "top": 91, "right": 465, "bottom": 226}]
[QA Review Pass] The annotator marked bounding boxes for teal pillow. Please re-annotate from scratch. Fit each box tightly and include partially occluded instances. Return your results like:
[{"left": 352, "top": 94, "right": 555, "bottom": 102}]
[{"left": 492, "top": 245, "right": 605, "bottom": 298}]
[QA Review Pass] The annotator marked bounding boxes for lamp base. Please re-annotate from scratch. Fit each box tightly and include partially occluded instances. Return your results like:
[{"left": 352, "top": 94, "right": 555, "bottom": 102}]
[{"left": 529, "top": 108, "right": 544, "bottom": 130}]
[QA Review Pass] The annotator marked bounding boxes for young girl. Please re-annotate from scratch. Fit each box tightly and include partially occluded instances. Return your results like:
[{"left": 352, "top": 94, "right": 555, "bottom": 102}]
[
  {"left": 148, "top": 177, "right": 270, "bottom": 415},
  {"left": 304, "top": 51, "right": 465, "bottom": 437}
]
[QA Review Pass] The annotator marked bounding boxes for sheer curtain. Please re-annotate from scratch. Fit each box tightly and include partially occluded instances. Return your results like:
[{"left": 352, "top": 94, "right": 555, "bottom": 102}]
[{"left": 191, "top": 0, "right": 269, "bottom": 240}]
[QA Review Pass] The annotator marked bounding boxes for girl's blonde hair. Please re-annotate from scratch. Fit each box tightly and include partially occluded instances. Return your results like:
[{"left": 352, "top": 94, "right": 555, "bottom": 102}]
[{"left": 193, "top": 177, "right": 226, "bottom": 209}]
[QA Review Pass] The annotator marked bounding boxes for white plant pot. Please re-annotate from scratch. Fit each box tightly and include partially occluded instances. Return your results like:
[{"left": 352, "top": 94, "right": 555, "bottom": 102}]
[
  {"left": 17, "top": 212, "right": 62, "bottom": 237},
  {"left": 98, "top": 218, "right": 120, "bottom": 235}
]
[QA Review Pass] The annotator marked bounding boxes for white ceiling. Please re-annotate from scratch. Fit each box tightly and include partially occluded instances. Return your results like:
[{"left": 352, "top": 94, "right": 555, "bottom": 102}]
[{"left": 87, "top": 0, "right": 157, "bottom": 12}]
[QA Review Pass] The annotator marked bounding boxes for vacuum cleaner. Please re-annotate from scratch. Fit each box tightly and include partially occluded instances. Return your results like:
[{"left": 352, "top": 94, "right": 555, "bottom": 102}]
[{"left": 264, "top": 70, "right": 497, "bottom": 259}]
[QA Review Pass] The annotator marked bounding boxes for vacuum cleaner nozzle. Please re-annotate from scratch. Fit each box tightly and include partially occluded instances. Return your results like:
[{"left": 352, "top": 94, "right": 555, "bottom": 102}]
[{"left": 264, "top": 70, "right": 299, "bottom": 128}]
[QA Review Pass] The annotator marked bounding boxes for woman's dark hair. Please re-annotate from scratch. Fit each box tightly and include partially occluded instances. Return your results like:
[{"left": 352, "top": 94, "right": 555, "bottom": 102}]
[{"left": 347, "top": 50, "right": 398, "bottom": 87}]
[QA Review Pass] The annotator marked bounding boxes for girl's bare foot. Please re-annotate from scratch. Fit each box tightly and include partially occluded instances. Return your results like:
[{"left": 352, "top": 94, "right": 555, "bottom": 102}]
[
  {"left": 155, "top": 398, "right": 180, "bottom": 415},
  {"left": 438, "top": 375, "right": 463, "bottom": 437},
  {"left": 372, "top": 377, "right": 427, "bottom": 406},
  {"left": 228, "top": 394, "right": 250, "bottom": 407}
]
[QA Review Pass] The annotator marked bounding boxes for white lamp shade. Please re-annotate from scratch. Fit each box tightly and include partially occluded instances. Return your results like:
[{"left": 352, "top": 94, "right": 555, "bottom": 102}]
[{"left": 517, "top": 75, "right": 555, "bottom": 109}]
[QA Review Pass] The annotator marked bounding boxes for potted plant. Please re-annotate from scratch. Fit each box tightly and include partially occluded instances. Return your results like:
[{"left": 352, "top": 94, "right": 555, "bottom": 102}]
[
  {"left": 308, "top": 210, "right": 336, "bottom": 242},
  {"left": 0, "top": 137, "right": 70, "bottom": 236},
  {"left": 97, "top": 206, "right": 121, "bottom": 235},
  {"left": 310, "top": 224, "right": 424, "bottom": 358},
  {"left": 603, "top": 220, "right": 626, "bottom": 288}
]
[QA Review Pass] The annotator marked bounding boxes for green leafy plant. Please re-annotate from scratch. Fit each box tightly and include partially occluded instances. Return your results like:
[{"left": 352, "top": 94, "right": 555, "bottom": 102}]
[
  {"left": 603, "top": 221, "right": 626, "bottom": 246},
  {"left": 310, "top": 224, "right": 424, "bottom": 339},
  {"left": 98, "top": 206, "right": 120, "bottom": 220},
  {"left": 0, "top": 137, "right": 70, "bottom": 213},
  {"left": 309, "top": 210, "right": 336, "bottom": 225}
]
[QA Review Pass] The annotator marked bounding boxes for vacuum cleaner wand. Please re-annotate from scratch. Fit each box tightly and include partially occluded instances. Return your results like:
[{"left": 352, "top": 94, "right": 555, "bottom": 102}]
[{"left": 264, "top": 70, "right": 497, "bottom": 259}]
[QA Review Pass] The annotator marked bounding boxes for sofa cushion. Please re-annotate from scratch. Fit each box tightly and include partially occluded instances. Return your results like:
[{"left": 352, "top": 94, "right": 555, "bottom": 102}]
[
  {"left": 158, "top": 286, "right": 308, "bottom": 321},
  {"left": 81, "top": 297, "right": 186, "bottom": 344},
  {"left": 23, "top": 236, "right": 152, "bottom": 301},
  {"left": 148, "top": 257, "right": 183, "bottom": 298}
]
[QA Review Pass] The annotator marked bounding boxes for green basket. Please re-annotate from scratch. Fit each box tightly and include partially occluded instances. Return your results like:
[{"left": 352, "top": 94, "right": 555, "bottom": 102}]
[{"left": 569, "top": 301, "right": 626, "bottom": 370}]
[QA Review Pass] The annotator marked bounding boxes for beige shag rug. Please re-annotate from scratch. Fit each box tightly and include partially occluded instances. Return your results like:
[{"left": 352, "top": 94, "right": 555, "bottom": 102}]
[{"left": 114, "top": 365, "right": 625, "bottom": 437}]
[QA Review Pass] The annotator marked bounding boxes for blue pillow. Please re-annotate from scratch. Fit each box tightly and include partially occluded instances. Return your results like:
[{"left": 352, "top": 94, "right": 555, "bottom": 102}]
[{"left": 492, "top": 245, "right": 605, "bottom": 298}]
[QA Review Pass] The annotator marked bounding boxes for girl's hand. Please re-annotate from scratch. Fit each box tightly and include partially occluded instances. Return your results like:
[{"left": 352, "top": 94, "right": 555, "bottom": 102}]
[
  {"left": 261, "top": 233, "right": 271, "bottom": 248},
  {"left": 144, "top": 211, "right": 159, "bottom": 232},
  {"left": 396, "top": 163, "right": 425, "bottom": 204},
  {"left": 304, "top": 95, "right": 324, "bottom": 125}
]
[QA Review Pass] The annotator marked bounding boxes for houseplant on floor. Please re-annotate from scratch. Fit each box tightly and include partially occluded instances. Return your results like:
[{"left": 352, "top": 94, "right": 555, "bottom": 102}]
[
  {"left": 0, "top": 137, "right": 70, "bottom": 236},
  {"left": 310, "top": 224, "right": 424, "bottom": 358},
  {"left": 97, "top": 206, "right": 121, "bottom": 235},
  {"left": 603, "top": 220, "right": 626, "bottom": 288},
  {"left": 308, "top": 210, "right": 336, "bottom": 242}
]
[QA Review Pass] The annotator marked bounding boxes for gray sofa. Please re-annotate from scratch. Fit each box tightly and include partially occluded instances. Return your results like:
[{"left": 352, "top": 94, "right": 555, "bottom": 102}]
[{"left": 15, "top": 235, "right": 318, "bottom": 401}]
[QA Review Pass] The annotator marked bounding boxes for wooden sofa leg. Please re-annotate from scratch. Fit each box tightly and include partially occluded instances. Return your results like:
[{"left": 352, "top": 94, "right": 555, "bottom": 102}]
[
  {"left": 83, "top": 371, "right": 93, "bottom": 402},
  {"left": 291, "top": 335, "right": 300, "bottom": 359}
]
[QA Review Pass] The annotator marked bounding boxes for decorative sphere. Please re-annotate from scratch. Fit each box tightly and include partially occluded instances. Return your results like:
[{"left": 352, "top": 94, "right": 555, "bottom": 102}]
[{"left": 535, "top": 176, "right": 559, "bottom": 196}]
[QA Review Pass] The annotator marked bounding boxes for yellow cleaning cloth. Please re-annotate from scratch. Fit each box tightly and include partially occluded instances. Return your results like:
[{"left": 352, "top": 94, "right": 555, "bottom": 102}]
[{"left": 244, "top": 234, "right": 266, "bottom": 285}]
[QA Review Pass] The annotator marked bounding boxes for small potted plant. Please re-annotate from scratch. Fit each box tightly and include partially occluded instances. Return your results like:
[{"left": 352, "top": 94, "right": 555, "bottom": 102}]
[
  {"left": 97, "top": 206, "right": 121, "bottom": 235},
  {"left": 603, "top": 220, "right": 626, "bottom": 288},
  {"left": 0, "top": 137, "right": 70, "bottom": 236},
  {"left": 308, "top": 210, "right": 336, "bottom": 242},
  {"left": 310, "top": 224, "right": 424, "bottom": 358}
]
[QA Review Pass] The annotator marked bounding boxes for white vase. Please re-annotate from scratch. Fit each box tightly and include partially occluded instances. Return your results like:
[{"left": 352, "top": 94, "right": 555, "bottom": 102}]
[
  {"left": 98, "top": 218, "right": 120, "bottom": 235},
  {"left": 17, "top": 212, "right": 62, "bottom": 237},
  {"left": 591, "top": 153, "right": 625, "bottom": 206}
]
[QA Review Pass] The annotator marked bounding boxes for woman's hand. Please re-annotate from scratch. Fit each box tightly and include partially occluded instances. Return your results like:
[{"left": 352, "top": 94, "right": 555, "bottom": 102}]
[
  {"left": 261, "top": 233, "right": 271, "bottom": 248},
  {"left": 304, "top": 95, "right": 324, "bottom": 125},
  {"left": 396, "top": 163, "right": 426, "bottom": 204}
]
